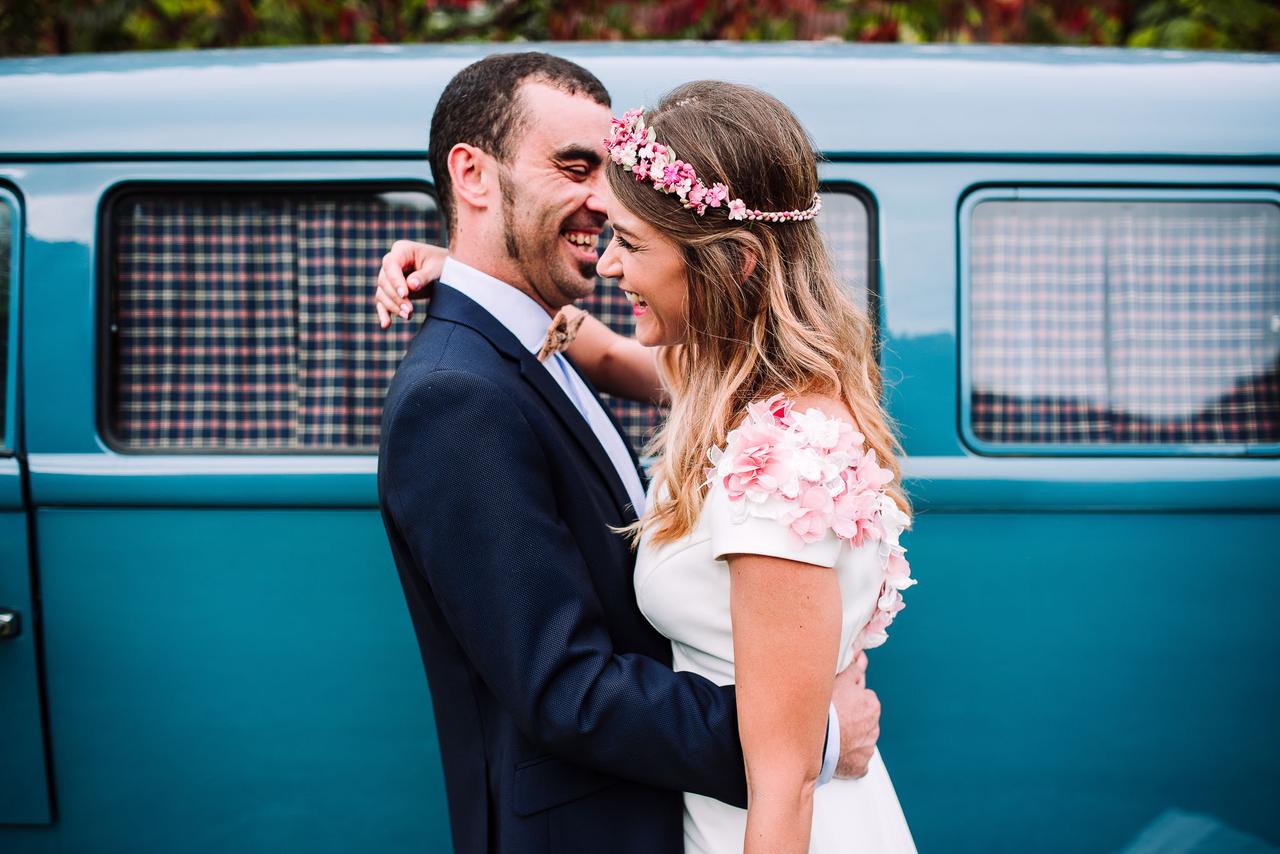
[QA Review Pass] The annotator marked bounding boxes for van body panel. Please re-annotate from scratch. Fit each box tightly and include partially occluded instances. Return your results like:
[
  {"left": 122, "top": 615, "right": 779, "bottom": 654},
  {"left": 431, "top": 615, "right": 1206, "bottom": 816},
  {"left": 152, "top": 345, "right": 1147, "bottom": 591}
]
[
  {"left": 875, "top": 511, "right": 1280, "bottom": 853},
  {"left": 1, "top": 44, "right": 1277, "bottom": 853},
  {"left": 0, "top": 183, "right": 51, "bottom": 824},
  {"left": 0, "top": 469, "right": 52, "bottom": 825},
  {"left": 0, "top": 507, "right": 450, "bottom": 854},
  {"left": 2, "top": 45, "right": 1278, "bottom": 161}
]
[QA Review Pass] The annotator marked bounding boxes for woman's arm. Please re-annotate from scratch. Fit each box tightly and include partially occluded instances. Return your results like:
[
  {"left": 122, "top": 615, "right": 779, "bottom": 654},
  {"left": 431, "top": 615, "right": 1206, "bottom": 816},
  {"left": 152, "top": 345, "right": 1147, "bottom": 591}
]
[
  {"left": 566, "top": 314, "right": 666, "bottom": 405},
  {"left": 372, "top": 241, "right": 664, "bottom": 404},
  {"left": 728, "top": 552, "right": 842, "bottom": 854}
]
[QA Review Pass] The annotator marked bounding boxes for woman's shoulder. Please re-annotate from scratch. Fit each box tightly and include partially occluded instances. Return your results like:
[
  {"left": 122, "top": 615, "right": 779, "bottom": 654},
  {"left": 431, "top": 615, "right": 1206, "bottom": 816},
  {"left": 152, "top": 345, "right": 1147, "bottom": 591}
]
[{"left": 707, "top": 391, "right": 896, "bottom": 544}]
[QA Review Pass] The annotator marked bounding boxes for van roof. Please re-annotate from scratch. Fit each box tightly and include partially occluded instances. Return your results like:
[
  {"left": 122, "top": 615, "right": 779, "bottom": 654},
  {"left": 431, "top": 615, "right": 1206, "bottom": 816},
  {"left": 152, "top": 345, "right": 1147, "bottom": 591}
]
[{"left": 2, "top": 43, "right": 1277, "bottom": 160}]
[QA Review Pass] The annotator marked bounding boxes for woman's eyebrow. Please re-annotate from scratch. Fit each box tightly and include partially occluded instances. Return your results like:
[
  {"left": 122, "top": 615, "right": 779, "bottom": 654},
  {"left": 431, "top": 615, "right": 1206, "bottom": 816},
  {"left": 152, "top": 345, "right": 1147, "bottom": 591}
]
[{"left": 552, "top": 144, "right": 603, "bottom": 167}]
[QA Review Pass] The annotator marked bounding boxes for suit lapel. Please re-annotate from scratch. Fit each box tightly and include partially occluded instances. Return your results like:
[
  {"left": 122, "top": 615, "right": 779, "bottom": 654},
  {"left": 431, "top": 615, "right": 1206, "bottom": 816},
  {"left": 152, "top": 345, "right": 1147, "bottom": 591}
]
[{"left": 429, "top": 285, "right": 635, "bottom": 520}]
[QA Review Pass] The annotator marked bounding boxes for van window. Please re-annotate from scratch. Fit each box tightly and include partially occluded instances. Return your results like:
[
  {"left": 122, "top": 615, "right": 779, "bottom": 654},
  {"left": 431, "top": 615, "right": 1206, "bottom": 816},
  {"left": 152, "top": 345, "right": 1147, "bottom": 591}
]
[
  {"left": 585, "top": 188, "right": 874, "bottom": 451},
  {"left": 107, "top": 189, "right": 438, "bottom": 452},
  {"left": 968, "top": 198, "right": 1280, "bottom": 450},
  {"left": 820, "top": 190, "right": 873, "bottom": 312},
  {"left": 107, "top": 187, "right": 873, "bottom": 454}
]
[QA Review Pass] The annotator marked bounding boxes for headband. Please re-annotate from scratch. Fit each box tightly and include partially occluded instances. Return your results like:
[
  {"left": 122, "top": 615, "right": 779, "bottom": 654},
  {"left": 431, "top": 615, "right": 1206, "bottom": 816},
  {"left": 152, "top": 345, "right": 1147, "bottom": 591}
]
[{"left": 604, "top": 107, "right": 821, "bottom": 223}]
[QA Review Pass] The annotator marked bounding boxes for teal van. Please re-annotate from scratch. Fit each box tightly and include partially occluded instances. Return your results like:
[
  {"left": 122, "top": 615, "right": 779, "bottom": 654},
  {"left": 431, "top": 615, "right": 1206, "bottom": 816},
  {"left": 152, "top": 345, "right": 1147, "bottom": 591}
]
[{"left": 1, "top": 44, "right": 1277, "bottom": 853}]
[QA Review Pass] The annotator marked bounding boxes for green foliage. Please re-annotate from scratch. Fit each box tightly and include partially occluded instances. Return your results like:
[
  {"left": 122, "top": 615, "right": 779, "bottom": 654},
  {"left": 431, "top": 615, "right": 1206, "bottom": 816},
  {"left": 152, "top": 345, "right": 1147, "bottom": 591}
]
[
  {"left": 2, "top": 0, "right": 1277, "bottom": 57},
  {"left": 1128, "top": 0, "right": 1280, "bottom": 51}
]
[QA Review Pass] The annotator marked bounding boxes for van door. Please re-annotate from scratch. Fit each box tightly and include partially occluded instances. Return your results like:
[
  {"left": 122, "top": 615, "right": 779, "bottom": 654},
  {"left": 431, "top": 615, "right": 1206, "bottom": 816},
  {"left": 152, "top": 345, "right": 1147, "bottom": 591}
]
[{"left": 0, "top": 185, "right": 52, "bottom": 824}]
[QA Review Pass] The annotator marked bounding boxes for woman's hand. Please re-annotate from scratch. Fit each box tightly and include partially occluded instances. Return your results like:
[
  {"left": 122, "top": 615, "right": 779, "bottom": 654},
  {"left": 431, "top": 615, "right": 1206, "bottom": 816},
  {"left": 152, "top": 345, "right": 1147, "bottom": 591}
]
[{"left": 375, "top": 240, "right": 449, "bottom": 328}]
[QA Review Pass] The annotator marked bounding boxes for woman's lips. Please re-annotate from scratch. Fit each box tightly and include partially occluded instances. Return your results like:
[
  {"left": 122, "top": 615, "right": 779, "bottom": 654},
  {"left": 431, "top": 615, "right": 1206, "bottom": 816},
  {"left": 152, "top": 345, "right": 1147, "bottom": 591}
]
[{"left": 622, "top": 289, "right": 649, "bottom": 316}]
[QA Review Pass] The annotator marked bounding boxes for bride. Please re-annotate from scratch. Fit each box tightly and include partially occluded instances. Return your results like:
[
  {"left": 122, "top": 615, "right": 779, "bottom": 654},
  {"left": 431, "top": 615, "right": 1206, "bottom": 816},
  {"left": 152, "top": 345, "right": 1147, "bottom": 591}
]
[{"left": 377, "top": 80, "right": 917, "bottom": 854}]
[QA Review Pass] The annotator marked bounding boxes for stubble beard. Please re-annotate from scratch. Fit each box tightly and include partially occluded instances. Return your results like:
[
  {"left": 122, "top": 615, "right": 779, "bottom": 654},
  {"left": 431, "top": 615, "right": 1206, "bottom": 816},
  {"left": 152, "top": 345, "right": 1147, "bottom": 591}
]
[{"left": 499, "top": 171, "right": 596, "bottom": 309}]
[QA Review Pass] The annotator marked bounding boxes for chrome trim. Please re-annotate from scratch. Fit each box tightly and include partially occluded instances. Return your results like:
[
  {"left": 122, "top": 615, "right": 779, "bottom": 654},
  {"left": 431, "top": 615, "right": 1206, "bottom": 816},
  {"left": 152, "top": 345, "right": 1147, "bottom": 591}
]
[
  {"left": 902, "top": 455, "right": 1279, "bottom": 482},
  {"left": 27, "top": 453, "right": 377, "bottom": 477}
]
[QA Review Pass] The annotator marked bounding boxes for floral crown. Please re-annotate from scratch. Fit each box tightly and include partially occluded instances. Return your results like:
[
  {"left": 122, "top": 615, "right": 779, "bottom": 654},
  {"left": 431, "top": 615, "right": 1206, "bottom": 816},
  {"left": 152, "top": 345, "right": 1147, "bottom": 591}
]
[{"left": 604, "top": 107, "right": 822, "bottom": 223}]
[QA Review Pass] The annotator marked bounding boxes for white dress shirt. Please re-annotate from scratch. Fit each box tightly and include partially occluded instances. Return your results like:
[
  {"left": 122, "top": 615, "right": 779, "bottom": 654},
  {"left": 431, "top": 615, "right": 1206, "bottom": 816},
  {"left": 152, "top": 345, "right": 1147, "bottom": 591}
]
[{"left": 438, "top": 258, "right": 648, "bottom": 515}]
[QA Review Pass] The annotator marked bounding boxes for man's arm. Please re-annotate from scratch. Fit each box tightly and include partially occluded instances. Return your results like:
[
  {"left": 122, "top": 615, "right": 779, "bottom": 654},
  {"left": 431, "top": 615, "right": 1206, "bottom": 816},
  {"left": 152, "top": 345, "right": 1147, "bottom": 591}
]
[{"left": 383, "top": 368, "right": 747, "bottom": 807}]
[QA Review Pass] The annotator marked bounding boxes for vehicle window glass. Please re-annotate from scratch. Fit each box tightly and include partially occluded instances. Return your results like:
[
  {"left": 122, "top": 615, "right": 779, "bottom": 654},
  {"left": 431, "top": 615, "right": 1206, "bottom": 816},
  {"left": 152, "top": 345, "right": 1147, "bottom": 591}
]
[
  {"left": 819, "top": 190, "right": 872, "bottom": 312},
  {"left": 580, "top": 189, "right": 873, "bottom": 451},
  {"left": 969, "top": 200, "right": 1280, "bottom": 448},
  {"left": 0, "top": 199, "right": 9, "bottom": 444},
  {"left": 108, "top": 190, "right": 438, "bottom": 452}
]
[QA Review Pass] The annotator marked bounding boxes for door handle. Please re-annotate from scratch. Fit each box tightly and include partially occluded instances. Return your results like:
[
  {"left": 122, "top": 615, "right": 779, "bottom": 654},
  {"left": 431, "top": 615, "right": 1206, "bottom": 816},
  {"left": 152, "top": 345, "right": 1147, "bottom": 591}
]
[{"left": 0, "top": 608, "right": 19, "bottom": 639}]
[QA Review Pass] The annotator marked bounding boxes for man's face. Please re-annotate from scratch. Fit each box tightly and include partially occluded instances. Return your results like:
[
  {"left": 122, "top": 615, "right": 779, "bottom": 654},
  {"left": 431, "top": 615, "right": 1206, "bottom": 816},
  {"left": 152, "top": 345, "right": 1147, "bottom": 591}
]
[{"left": 496, "top": 82, "right": 612, "bottom": 310}]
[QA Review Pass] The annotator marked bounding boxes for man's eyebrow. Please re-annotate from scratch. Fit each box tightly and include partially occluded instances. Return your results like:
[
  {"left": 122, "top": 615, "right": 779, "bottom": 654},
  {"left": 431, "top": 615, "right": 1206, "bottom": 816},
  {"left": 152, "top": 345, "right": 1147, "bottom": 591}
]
[{"left": 552, "top": 145, "right": 603, "bottom": 167}]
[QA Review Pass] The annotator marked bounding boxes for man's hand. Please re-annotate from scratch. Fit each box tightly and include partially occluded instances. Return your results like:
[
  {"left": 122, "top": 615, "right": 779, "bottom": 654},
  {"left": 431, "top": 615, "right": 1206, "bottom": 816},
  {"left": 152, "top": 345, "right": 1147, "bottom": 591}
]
[
  {"left": 832, "top": 651, "right": 880, "bottom": 779},
  {"left": 375, "top": 240, "right": 449, "bottom": 328}
]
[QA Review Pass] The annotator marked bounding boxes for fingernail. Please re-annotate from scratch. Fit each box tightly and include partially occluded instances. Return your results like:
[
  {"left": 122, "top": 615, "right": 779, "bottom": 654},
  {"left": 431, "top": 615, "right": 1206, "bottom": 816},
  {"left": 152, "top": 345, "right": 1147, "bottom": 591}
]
[
  {"left": 397, "top": 287, "right": 407, "bottom": 298},
  {"left": 407, "top": 277, "right": 420, "bottom": 289},
  {"left": 399, "top": 306, "right": 411, "bottom": 319}
]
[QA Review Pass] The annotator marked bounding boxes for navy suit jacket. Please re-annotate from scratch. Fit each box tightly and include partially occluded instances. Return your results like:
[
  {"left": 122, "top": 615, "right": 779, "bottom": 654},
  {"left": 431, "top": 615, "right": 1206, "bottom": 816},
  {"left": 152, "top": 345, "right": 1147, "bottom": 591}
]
[{"left": 378, "top": 284, "right": 748, "bottom": 854}]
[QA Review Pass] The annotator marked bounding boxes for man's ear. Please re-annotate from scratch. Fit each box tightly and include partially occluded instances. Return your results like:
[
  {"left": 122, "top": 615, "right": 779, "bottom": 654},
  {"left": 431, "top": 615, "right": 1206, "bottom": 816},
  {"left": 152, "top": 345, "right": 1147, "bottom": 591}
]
[{"left": 447, "top": 142, "right": 494, "bottom": 213}]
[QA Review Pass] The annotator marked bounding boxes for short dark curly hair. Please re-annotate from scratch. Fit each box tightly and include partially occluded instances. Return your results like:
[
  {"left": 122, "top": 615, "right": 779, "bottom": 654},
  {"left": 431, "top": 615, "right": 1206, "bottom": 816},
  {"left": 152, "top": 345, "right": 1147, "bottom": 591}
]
[{"left": 428, "top": 52, "right": 611, "bottom": 234}]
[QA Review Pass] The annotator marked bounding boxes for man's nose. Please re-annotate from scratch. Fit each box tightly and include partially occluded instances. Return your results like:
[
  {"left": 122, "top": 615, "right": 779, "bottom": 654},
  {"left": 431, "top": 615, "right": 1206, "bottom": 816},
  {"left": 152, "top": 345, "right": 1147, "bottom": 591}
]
[{"left": 584, "top": 173, "right": 608, "bottom": 216}]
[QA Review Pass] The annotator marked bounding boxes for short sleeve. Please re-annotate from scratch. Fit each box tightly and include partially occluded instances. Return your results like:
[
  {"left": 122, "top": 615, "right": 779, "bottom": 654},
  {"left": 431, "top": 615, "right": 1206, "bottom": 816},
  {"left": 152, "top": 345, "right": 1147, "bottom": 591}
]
[
  {"left": 704, "top": 393, "right": 917, "bottom": 645},
  {"left": 707, "top": 477, "right": 842, "bottom": 567}
]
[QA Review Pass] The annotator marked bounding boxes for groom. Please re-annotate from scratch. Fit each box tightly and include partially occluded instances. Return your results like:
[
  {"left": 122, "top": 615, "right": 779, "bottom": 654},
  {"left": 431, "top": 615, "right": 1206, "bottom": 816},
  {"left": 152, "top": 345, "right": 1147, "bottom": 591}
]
[{"left": 378, "top": 52, "right": 881, "bottom": 854}]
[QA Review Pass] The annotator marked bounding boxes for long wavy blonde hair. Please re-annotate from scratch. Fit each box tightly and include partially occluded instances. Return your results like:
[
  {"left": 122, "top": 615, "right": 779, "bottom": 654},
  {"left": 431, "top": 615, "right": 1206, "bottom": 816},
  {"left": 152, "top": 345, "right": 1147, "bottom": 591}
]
[{"left": 608, "top": 81, "right": 910, "bottom": 546}]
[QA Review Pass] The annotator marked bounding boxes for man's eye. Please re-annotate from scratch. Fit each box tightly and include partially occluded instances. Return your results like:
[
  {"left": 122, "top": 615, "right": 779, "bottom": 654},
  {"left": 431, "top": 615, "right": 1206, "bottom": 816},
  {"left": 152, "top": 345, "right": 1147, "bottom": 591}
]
[{"left": 565, "top": 165, "right": 591, "bottom": 178}]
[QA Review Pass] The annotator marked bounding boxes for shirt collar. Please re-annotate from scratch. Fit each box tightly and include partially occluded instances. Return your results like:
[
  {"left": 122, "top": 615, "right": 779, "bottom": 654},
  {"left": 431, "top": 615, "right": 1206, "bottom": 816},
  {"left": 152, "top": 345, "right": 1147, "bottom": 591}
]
[{"left": 439, "top": 257, "right": 552, "bottom": 355}]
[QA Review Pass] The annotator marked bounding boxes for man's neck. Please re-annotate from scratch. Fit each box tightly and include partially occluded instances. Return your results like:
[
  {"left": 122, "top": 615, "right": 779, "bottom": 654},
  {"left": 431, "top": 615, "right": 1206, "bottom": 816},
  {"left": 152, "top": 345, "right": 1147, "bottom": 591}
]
[{"left": 448, "top": 242, "right": 556, "bottom": 317}]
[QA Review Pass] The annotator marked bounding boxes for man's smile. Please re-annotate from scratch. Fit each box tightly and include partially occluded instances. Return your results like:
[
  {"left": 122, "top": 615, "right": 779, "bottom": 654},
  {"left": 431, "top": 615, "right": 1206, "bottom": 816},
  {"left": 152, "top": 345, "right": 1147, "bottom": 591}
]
[{"left": 561, "top": 228, "right": 601, "bottom": 262}]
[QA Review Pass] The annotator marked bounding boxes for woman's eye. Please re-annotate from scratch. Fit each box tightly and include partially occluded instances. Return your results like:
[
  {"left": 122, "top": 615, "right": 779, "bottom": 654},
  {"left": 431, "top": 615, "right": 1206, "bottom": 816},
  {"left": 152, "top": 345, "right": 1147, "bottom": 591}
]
[{"left": 613, "top": 234, "right": 634, "bottom": 251}]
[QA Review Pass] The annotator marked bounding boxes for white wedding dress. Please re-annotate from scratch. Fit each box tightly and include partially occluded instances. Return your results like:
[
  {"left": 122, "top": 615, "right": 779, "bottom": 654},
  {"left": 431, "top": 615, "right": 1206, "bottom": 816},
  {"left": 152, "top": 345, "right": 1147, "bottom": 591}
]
[{"left": 633, "top": 397, "right": 917, "bottom": 854}]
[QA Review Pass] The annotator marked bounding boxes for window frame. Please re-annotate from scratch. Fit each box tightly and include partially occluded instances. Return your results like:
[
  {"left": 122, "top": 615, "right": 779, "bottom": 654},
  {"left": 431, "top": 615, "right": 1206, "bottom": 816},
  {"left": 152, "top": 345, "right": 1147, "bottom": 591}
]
[
  {"left": 0, "top": 184, "right": 20, "bottom": 456},
  {"left": 958, "top": 185, "right": 1280, "bottom": 458},
  {"left": 97, "top": 179, "right": 440, "bottom": 456}
]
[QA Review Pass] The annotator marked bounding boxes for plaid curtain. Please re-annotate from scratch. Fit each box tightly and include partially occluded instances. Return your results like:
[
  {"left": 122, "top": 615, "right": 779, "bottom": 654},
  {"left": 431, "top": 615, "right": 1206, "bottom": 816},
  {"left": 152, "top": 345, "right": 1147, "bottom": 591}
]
[
  {"left": 970, "top": 200, "right": 1280, "bottom": 447},
  {"left": 111, "top": 192, "right": 435, "bottom": 450},
  {"left": 111, "top": 189, "right": 871, "bottom": 454}
]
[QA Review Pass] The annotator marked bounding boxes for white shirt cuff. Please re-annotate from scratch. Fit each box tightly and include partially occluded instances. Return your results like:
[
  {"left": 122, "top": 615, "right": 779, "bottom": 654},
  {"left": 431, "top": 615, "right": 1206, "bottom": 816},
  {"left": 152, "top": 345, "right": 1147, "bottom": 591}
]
[{"left": 818, "top": 701, "right": 840, "bottom": 786}]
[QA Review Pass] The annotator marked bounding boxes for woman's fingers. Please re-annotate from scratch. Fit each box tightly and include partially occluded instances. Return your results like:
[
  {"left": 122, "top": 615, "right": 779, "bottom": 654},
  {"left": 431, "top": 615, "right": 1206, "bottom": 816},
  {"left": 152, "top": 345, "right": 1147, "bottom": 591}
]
[
  {"left": 407, "top": 242, "right": 449, "bottom": 289},
  {"left": 376, "top": 241, "right": 448, "bottom": 328}
]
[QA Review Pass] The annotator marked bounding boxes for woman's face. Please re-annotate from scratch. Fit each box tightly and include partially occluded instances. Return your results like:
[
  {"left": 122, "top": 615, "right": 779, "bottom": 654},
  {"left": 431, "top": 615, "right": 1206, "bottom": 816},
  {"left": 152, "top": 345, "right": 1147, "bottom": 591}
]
[{"left": 596, "top": 199, "right": 690, "bottom": 348}]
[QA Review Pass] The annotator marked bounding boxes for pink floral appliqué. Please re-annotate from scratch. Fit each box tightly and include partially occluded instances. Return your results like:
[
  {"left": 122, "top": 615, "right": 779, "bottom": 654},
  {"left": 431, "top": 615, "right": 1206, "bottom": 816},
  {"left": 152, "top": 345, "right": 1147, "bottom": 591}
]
[{"left": 708, "top": 394, "right": 917, "bottom": 649}]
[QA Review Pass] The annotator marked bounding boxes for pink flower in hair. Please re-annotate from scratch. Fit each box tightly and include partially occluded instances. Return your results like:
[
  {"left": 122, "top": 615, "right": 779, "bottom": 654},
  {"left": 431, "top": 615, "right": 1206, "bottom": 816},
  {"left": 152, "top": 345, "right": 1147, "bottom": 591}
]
[
  {"left": 728, "top": 199, "right": 747, "bottom": 220},
  {"left": 704, "top": 183, "right": 728, "bottom": 208}
]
